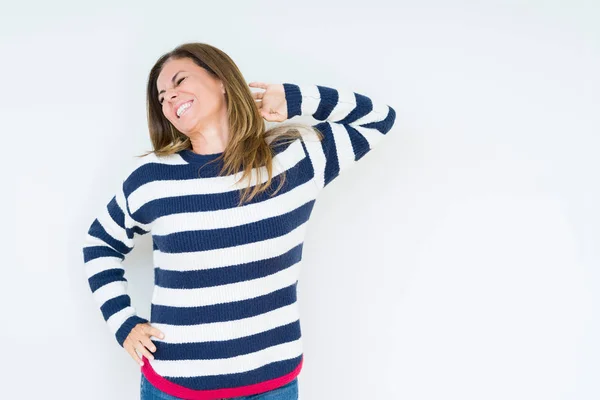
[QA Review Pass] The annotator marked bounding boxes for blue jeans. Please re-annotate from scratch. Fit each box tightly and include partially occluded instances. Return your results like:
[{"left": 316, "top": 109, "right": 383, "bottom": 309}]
[{"left": 140, "top": 373, "right": 299, "bottom": 400}]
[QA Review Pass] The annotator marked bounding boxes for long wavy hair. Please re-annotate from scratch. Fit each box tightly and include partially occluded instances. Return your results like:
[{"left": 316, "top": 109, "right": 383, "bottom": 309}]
[{"left": 138, "top": 42, "right": 322, "bottom": 207}]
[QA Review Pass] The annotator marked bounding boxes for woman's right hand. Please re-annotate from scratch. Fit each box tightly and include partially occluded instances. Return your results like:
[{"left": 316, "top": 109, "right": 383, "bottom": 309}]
[
  {"left": 123, "top": 322, "right": 165, "bottom": 366},
  {"left": 248, "top": 82, "right": 287, "bottom": 122}
]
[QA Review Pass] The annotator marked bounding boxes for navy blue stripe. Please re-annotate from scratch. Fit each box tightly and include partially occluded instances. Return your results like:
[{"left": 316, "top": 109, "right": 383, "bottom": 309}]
[
  {"left": 151, "top": 282, "right": 297, "bottom": 325},
  {"left": 364, "top": 105, "right": 397, "bottom": 133},
  {"left": 100, "top": 294, "right": 131, "bottom": 320},
  {"left": 166, "top": 354, "right": 303, "bottom": 390},
  {"left": 124, "top": 162, "right": 224, "bottom": 198},
  {"left": 337, "top": 91, "right": 373, "bottom": 124},
  {"left": 107, "top": 195, "right": 128, "bottom": 233},
  {"left": 156, "top": 320, "right": 301, "bottom": 361},
  {"left": 311, "top": 122, "right": 339, "bottom": 187},
  {"left": 88, "top": 267, "right": 126, "bottom": 292},
  {"left": 152, "top": 200, "right": 314, "bottom": 253},
  {"left": 312, "top": 85, "right": 338, "bottom": 120},
  {"left": 156, "top": 243, "right": 303, "bottom": 289},
  {"left": 283, "top": 83, "right": 302, "bottom": 118},
  {"left": 82, "top": 245, "right": 125, "bottom": 263},
  {"left": 178, "top": 150, "right": 223, "bottom": 165},
  {"left": 131, "top": 225, "right": 149, "bottom": 236}
]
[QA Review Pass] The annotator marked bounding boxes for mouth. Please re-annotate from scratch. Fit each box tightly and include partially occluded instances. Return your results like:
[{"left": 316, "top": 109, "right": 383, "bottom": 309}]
[{"left": 176, "top": 100, "right": 194, "bottom": 119}]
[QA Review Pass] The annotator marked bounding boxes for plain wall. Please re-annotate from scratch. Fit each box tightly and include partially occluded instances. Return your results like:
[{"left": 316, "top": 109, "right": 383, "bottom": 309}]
[{"left": 1, "top": 1, "right": 598, "bottom": 399}]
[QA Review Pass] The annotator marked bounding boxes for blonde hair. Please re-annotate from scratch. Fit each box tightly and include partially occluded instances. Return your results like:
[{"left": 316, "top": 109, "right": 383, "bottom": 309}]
[{"left": 140, "top": 42, "right": 322, "bottom": 206}]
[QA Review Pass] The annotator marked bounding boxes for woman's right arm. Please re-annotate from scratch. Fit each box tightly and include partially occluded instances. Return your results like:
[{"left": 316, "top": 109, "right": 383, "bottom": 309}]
[
  {"left": 81, "top": 172, "right": 163, "bottom": 365},
  {"left": 282, "top": 82, "right": 397, "bottom": 193}
]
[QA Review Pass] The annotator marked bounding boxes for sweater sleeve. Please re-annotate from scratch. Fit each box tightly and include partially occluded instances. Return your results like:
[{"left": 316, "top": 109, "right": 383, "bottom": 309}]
[
  {"left": 82, "top": 175, "right": 150, "bottom": 348},
  {"left": 282, "top": 82, "right": 396, "bottom": 191}
]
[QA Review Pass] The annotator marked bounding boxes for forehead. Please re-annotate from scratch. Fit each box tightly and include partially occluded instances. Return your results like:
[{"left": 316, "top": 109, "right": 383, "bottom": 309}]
[{"left": 156, "top": 57, "right": 203, "bottom": 89}]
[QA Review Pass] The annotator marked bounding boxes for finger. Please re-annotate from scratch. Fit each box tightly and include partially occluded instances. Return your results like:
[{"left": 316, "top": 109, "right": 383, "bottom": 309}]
[
  {"left": 140, "top": 323, "right": 157, "bottom": 340},
  {"left": 126, "top": 343, "right": 144, "bottom": 366},
  {"left": 142, "top": 336, "right": 157, "bottom": 354},
  {"left": 135, "top": 341, "right": 155, "bottom": 361},
  {"left": 248, "top": 82, "right": 268, "bottom": 89},
  {"left": 150, "top": 327, "right": 165, "bottom": 340}
]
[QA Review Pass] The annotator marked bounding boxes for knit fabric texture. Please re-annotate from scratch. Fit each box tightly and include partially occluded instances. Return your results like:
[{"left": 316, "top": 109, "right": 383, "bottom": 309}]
[{"left": 82, "top": 82, "right": 396, "bottom": 399}]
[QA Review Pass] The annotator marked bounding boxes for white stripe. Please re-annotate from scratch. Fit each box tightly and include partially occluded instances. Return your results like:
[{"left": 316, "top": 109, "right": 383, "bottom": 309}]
[
  {"left": 329, "top": 122, "right": 357, "bottom": 174},
  {"left": 151, "top": 301, "right": 300, "bottom": 344},
  {"left": 297, "top": 84, "right": 321, "bottom": 116},
  {"left": 151, "top": 178, "right": 317, "bottom": 235},
  {"left": 153, "top": 220, "right": 309, "bottom": 272},
  {"left": 149, "top": 338, "right": 303, "bottom": 378},
  {"left": 299, "top": 128, "right": 327, "bottom": 191},
  {"left": 355, "top": 124, "right": 386, "bottom": 148},
  {"left": 151, "top": 152, "right": 189, "bottom": 165},
  {"left": 129, "top": 152, "right": 188, "bottom": 168},
  {"left": 152, "top": 260, "right": 300, "bottom": 307},
  {"left": 106, "top": 306, "right": 137, "bottom": 335},
  {"left": 327, "top": 88, "right": 356, "bottom": 121},
  {"left": 83, "top": 242, "right": 124, "bottom": 278},
  {"left": 93, "top": 279, "right": 129, "bottom": 307}
]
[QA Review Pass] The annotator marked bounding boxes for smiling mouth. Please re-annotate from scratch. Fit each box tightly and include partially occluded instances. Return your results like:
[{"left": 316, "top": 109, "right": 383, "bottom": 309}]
[{"left": 177, "top": 100, "right": 194, "bottom": 119}]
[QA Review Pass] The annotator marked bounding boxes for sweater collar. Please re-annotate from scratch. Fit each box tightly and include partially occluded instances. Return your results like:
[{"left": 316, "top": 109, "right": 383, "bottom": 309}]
[{"left": 178, "top": 148, "right": 224, "bottom": 164}]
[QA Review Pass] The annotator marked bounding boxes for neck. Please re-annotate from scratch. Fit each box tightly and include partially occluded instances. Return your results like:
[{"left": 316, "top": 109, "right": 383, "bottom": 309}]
[{"left": 187, "top": 110, "right": 230, "bottom": 154}]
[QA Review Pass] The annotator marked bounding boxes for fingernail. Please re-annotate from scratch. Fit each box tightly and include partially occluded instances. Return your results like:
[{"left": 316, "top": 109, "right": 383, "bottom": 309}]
[{"left": 140, "top": 361, "right": 144, "bottom": 366}]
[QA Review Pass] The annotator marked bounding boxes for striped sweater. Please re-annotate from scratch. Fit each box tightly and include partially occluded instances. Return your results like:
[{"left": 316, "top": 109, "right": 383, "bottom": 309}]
[{"left": 82, "top": 82, "right": 396, "bottom": 399}]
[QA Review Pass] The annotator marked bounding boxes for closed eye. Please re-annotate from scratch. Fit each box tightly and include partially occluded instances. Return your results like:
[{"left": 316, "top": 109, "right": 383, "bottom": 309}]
[{"left": 159, "top": 77, "right": 186, "bottom": 104}]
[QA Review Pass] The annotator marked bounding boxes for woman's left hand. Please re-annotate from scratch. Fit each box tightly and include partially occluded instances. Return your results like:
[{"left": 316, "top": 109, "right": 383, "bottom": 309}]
[{"left": 249, "top": 82, "right": 288, "bottom": 122}]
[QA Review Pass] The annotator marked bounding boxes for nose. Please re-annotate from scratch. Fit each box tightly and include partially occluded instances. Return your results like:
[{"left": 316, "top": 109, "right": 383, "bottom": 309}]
[{"left": 166, "top": 90, "right": 178, "bottom": 103}]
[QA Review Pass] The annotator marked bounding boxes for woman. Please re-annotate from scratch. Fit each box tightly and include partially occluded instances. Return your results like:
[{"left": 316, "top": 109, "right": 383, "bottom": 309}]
[{"left": 82, "top": 42, "right": 396, "bottom": 400}]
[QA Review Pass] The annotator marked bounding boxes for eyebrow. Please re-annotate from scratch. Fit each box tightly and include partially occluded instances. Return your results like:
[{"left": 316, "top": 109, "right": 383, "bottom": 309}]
[{"left": 158, "top": 70, "right": 185, "bottom": 98}]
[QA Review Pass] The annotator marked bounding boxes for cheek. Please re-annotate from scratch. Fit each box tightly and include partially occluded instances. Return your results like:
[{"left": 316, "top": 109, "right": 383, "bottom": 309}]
[{"left": 162, "top": 104, "right": 174, "bottom": 120}]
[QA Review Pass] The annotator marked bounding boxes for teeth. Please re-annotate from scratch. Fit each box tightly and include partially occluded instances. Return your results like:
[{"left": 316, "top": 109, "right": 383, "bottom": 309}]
[{"left": 176, "top": 101, "right": 192, "bottom": 117}]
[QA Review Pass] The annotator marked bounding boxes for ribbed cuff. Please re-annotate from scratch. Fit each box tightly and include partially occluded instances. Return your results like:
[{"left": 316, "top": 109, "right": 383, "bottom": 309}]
[
  {"left": 282, "top": 83, "right": 302, "bottom": 119},
  {"left": 116, "top": 315, "right": 149, "bottom": 347}
]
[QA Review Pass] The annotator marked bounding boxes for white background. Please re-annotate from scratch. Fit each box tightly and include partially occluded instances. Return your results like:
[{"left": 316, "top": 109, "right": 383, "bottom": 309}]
[{"left": 2, "top": 1, "right": 598, "bottom": 399}]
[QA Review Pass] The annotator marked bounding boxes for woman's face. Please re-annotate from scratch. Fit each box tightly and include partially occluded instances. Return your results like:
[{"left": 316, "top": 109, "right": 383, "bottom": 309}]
[{"left": 156, "top": 57, "right": 226, "bottom": 135}]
